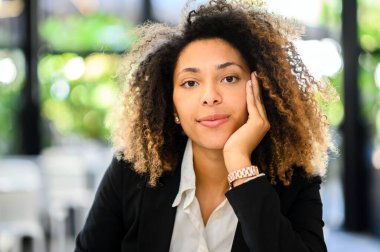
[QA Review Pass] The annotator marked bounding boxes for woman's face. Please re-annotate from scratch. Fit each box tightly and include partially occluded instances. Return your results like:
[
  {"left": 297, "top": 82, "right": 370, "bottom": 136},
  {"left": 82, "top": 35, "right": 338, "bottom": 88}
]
[{"left": 173, "top": 38, "right": 251, "bottom": 150}]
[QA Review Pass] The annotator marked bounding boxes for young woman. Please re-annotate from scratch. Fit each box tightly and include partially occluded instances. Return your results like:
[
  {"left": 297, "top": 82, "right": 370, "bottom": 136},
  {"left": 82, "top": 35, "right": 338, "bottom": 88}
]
[{"left": 75, "top": 0, "right": 334, "bottom": 251}]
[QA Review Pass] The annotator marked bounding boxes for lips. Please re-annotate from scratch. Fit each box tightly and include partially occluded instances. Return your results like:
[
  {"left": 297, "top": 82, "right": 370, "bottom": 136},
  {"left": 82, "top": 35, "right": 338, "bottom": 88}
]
[{"left": 197, "top": 114, "right": 230, "bottom": 128}]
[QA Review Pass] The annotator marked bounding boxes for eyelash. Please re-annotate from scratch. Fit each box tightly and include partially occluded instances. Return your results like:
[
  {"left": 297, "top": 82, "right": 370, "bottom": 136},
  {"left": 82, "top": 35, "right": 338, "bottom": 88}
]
[
  {"left": 180, "top": 75, "right": 240, "bottom": 88},
  {"left": 181, "top": 80, "right": 198, "bottom": 88},
  {"left": 223, "top": 75, "right": 240, "bottom": 83}
]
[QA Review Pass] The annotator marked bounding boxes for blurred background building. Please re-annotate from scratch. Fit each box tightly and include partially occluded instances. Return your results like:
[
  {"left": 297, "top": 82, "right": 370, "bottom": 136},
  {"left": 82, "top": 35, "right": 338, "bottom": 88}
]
[{"left": 0, "top": 0, "right": 380, "bottom": 251}]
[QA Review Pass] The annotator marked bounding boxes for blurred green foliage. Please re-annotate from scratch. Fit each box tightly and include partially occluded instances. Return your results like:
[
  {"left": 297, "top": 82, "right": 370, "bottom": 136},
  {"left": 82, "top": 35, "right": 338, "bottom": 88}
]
[
  {"left": 358, "top": 0, "right": 380, "bottom": 144},
  {"left": 320, "top": 0, "right": 380, "bottom": 145},
  {"left": 38, "top": 53, "right": 121, "bottom": 141},
  {"left": 359, "top": 53, "right": 380, "bottom": 144},
  {"left": 40, "top": 13, "right": 137, "bottom": 52},
  {"left": 320, "top": 0, "right": 342, "bottom": 30},
  {"left": 358, "top": 0, "right": 380, "bottom": 53},
  {"left": 37, "top": 12, "right": 137, "bottom": 144},
  {"left": 0, "top": 49, "right": 25, "bottom": 155}
]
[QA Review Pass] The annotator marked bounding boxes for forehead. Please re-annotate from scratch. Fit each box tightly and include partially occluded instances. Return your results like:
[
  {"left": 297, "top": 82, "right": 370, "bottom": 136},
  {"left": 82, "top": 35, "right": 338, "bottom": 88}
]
[{"left": 175, "top": 38, "right": 247, "bottom": 70}]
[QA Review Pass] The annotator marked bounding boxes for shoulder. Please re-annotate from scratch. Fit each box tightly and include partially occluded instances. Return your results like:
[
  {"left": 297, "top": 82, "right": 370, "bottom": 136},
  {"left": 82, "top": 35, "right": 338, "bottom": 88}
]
[
  {"left": 274, "top": 166, "right": 323, "bottom": 213},
  {"left": 291, "top": 166, "right": 323, "bottom": 191},
  {"left": 275, "top": 166, "right": 322, "bottom": 190},
  {"left": 105, "top": 154, "right": 147, "bottom": 192}
]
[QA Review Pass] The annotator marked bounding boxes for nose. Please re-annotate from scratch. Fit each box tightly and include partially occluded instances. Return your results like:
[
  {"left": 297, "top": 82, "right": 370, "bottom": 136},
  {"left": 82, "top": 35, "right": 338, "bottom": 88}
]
[{"left": 201, "top": 83, "right": 222, "bottom": 106}]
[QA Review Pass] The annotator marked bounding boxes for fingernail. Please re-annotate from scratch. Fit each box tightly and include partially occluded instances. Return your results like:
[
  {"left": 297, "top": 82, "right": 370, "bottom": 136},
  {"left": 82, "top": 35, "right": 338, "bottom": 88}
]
[{"left": 253, "top": 71, "right": 258, "bottom": 77}]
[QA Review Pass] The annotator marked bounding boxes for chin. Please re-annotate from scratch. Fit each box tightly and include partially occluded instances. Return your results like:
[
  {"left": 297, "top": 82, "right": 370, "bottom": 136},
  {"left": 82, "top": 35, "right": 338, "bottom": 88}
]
[
  {"left": 194, "top": 134, "right": 230, "bottom": 151},
  {"left": 202, "top": 142, "right": 225, "bottom": 151}
]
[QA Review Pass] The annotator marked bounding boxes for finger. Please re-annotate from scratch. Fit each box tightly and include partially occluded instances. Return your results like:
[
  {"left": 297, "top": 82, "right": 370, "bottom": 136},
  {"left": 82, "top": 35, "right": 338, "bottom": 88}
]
[
  {"left": 251, "top": 72, "right": 268, "bottom": 119},
  {"left": 246, "top": 77, "right": 260, "bottom": 119}
]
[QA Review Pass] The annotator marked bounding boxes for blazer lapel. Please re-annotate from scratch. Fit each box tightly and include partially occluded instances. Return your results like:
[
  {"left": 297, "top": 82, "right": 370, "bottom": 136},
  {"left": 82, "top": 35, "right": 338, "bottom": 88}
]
[{"left": 138, "top": 165, "right": 181, "bottom": 252}]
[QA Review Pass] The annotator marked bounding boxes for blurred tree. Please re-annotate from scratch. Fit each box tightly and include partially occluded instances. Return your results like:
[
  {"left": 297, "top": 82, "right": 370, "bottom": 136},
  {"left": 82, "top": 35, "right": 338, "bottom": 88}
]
[
  {"left": 40, "top": 13, "right": 137, "bottom": 52},
  {"left": 37, "top": 12, "right": 137, "bottom": 144},
  {"left": 38, "top": 53, "right": 121, "bottom": 142}
]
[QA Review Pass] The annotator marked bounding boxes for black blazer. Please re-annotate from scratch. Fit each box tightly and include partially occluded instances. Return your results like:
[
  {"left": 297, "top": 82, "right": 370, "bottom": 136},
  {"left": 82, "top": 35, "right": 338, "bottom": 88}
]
[{"left": 75, "top": 156, "right": 327, "bottom": 252}]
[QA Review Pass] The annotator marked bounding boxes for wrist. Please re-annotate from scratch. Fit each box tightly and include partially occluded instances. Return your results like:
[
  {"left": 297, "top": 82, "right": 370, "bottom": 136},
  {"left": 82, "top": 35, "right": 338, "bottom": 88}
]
[
  {"left": 223, "top": 152, "right": 251, "bottom": 172},
  {"left": 231, "top": 177, "right": 247, "bottom": 187},
  {"left": 227, "top": 165, "right": 260, "bottom": 188}
]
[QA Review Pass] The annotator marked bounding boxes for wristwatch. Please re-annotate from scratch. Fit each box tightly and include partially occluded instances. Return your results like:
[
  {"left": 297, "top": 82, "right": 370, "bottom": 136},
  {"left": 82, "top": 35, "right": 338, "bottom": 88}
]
[{"left": 227, "top": 165, "right": 260, "bottom": 188}]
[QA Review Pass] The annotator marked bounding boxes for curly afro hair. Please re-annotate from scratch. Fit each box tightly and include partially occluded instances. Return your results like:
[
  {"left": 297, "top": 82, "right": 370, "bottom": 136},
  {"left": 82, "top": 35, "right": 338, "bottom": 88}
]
[{"left": 109, "top": 0, "right": 336, "bottom": 187}]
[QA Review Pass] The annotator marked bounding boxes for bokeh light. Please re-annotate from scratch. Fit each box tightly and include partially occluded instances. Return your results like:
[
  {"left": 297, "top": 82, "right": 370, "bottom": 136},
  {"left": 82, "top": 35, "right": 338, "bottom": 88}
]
[
  {"left": 50, "top": 79, "right": 70, "bottom": 100},
  {"left": 84, "top": 54, "right": 115, "bottom": 80},
  {"left": 91, "top": 84, "right": 117, "bottom": 109},
  {"left": 64, "top": 57, "right": 86, "bottom": 81},
  {"left": 375, "top": 63, "right": 380, "bottom": 89},
  {"left": 0, "top": 58, "right": 17, "bottom": 85},
  {"left": 295, "top": 38, "right": 343, "bottom": 79}
]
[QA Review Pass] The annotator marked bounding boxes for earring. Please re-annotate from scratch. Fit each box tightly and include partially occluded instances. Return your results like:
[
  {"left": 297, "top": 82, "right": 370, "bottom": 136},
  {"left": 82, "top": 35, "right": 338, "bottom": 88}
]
[{"left": 174, "top": 115, "right": 180, "bottom": 124}]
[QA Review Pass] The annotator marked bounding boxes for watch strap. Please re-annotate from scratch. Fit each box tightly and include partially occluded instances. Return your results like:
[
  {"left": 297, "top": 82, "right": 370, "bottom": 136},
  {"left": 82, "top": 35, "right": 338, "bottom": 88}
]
[{"left": 227, "top": 165, "right": 260, "bottom": 187}]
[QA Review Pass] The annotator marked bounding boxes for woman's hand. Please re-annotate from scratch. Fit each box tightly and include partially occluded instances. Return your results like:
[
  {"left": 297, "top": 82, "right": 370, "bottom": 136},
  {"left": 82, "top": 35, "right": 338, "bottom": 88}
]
[{"left": 223, "top": 71, "right": 270, "bottom": 172}]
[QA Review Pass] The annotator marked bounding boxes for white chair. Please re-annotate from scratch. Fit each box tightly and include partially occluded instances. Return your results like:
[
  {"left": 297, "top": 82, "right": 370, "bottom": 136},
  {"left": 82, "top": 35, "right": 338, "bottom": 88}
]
[
  {"left": 0, "top": 158, "right": 45, "bottom": 252},
  {"left": 38, "top": 147, "right": 92, "bottom": 252}
]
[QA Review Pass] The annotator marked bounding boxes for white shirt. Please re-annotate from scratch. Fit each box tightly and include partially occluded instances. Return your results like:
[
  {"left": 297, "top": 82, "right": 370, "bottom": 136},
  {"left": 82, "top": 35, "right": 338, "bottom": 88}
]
[{"left": 169, "top": 140, "right": 238, "bottom": 252}]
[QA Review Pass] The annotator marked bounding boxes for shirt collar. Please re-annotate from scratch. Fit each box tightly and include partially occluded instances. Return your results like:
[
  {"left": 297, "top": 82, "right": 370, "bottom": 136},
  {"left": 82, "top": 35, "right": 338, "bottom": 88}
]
[{"left": 172, "top": 139, "right": 196, "bottom": 208}]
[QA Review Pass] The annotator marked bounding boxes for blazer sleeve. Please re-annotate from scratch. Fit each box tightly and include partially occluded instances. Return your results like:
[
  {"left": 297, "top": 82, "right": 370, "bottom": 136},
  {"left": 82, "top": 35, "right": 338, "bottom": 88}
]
[
  {"left": 75, "top": 157, "right": 125, "bottom": 252},
  {"left": 225, "top": 173, "right": 327, "bottom": 252}
]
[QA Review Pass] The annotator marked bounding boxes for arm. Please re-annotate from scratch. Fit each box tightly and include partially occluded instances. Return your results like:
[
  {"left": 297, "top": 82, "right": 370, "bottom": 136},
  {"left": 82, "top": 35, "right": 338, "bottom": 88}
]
[
  {"left": 225, "top": 174, "right": 327, "bottom": 252},
  {"left": 75, "top": 157, "right": 124, "bottom": 252}
]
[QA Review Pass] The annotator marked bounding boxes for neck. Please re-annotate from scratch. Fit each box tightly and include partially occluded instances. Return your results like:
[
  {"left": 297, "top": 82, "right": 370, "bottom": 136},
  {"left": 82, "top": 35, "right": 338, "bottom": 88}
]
[{"left": 192, "top": 142, "right": 229, "bottom": 194}]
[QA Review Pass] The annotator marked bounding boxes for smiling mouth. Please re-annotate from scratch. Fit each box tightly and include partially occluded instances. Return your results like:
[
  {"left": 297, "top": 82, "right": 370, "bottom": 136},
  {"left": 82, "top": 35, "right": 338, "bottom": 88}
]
[{"left": 197, "top": 114, "right": 230, "bottom": 128}]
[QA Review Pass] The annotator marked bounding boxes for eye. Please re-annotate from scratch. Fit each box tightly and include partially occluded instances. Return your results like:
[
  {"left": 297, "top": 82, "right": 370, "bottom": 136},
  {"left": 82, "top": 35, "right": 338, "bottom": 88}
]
[
  {"left": 181, "top": 80, "right": 198, "bottom": 88},
  {"left": 223, "top": 75, "right": 240, "bottom": 83}
]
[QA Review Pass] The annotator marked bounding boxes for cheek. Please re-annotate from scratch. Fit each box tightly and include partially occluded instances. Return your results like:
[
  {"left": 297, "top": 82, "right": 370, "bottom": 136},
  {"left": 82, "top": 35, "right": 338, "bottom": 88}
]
[
  {"left": 172, "top": 88, "right": 183, "bottom": 113},
  {"left": 173, "top": 91, "right": 194, "bottom": 123},
  {"left": 230, "top": 90, "right": 249, "bottom": 126},
  {"left": 173, "top": 90, "right": 199, "bottom": 139},
  {"left": 237, "top": 102, "right": 249, "bottom": 125},
  {"left": 174, "top": 106, "right": 195, "bottom": 139}
]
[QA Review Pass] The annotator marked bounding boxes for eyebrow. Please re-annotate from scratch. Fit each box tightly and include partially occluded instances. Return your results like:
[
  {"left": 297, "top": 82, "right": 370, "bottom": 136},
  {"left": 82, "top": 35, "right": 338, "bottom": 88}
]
[
  {"left": 217, "top": 62, "right": 246, "bottom": 70},
  {"left": 176, "top": 61, "right": 246, "bottom": 78}
]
